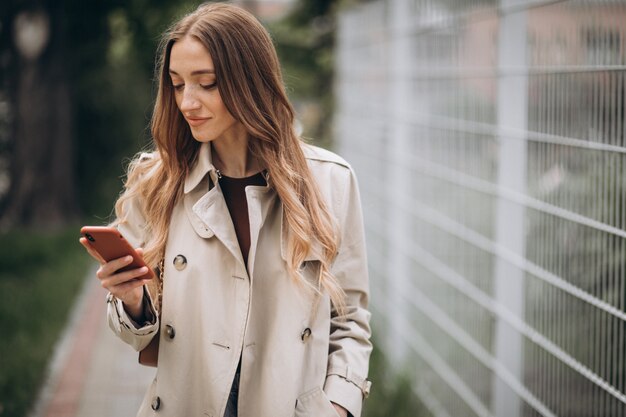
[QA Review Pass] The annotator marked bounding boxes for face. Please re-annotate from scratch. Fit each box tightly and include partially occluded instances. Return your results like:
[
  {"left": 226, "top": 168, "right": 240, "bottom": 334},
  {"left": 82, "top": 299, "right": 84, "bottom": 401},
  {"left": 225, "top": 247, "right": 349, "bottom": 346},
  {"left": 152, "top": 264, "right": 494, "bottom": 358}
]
[{"left": 169, "top": 36, "right": 243, "bottom": 143}]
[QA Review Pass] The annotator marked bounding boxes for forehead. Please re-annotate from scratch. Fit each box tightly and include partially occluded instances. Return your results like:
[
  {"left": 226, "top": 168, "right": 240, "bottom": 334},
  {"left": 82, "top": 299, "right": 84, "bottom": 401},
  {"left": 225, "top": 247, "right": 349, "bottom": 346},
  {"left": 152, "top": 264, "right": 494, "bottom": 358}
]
[{"left": 169, "top": 36, "right": 214, "bottom": 74}]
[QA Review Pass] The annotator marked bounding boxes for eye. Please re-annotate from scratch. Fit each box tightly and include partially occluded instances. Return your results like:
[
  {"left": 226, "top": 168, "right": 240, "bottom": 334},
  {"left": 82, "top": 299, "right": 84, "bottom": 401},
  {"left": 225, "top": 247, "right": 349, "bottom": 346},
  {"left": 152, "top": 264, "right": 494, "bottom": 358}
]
[
  {"left": 201, "top": 82, "right": 217, "bottom": 90},
  {"left": 173, "top": 84, "right": 184, "bottom": 92}
]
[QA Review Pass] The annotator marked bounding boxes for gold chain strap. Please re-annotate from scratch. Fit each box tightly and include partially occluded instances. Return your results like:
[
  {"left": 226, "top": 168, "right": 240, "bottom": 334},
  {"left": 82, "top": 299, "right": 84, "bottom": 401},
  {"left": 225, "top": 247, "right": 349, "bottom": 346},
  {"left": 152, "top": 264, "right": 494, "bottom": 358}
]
[{"left": 156, "top": 257, "right": 165, "bottom": 314}]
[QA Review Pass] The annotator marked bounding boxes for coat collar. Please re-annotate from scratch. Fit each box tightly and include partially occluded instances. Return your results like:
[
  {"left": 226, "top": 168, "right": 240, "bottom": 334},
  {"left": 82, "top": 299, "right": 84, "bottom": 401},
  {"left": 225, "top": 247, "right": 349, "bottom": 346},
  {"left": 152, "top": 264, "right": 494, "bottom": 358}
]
[
  {"left": 184, "top": 142, "right": 217, "bottom": 194},
  {"left": 183, "top": 141, "right": 323, "bottom": 264},
  {"left": 184, "top": 142, "right": 272, "bottom": 194}
]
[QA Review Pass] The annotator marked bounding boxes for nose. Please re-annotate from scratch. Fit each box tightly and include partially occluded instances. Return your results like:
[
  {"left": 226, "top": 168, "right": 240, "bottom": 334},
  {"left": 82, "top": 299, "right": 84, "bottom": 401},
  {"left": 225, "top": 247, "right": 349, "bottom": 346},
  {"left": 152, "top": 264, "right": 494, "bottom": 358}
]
[{"left": 179, "top": 87, "right": 201, "bottom": 112}]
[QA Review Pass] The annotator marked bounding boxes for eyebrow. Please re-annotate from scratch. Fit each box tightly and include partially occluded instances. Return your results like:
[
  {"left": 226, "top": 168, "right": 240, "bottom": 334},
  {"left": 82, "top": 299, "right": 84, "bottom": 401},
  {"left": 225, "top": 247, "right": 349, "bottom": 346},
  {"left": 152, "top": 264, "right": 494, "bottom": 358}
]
[{"left": 169, "top": 69, "right": 215, "bottom": 76}]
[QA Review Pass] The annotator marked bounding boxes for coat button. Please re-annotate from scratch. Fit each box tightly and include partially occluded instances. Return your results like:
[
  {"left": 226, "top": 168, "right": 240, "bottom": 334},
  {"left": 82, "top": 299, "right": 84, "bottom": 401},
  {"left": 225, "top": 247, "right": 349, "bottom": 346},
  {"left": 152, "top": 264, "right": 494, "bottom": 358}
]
[
  {"left": 173, "top": 255, "right": 187, "bottom": 271},
  {"left": 301, "top": 327, "right": 312, "bottom": 342},
  {"left": 151, "top": 396, "right": 161, "bottom": 410},
  {"left": 165, "top": 324, "right": 175, "bottom": 339}
]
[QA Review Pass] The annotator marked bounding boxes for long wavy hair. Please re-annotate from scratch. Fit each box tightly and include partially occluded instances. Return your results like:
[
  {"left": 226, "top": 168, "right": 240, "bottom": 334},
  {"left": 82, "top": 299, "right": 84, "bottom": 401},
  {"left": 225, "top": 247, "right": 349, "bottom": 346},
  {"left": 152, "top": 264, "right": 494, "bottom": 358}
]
[{"left": 114, "top": 2, "right": 345, "bottom": 312}]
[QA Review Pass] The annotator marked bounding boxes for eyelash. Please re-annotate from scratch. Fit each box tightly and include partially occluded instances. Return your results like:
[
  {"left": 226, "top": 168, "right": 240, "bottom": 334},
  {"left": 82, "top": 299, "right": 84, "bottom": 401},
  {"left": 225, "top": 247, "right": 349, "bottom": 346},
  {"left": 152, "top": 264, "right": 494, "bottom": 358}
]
[{"left": 172, "top": 83, "right": 217, "bottom": 91}]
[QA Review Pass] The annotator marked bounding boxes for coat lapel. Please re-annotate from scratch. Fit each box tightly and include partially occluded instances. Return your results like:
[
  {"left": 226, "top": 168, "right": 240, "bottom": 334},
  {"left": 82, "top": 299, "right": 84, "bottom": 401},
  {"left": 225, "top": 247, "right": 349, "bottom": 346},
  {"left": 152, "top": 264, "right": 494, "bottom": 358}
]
[
  {"left": 191, "top": 184, "right": 246, "bottom": 269},
  {"left": 182, "top": 142, "right": 244, "bottom": 268},
  {"left": 182, "top": 141, "right": 324, "bottom": 272},
  {"left": 246, "top": 185, "right": 278, "bottom": 278}
]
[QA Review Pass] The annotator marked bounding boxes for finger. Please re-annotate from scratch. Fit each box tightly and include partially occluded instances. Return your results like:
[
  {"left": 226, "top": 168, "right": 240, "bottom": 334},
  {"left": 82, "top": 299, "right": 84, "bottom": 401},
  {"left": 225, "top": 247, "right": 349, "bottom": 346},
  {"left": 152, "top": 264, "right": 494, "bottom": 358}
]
[
  {"left": 79, "top": 237, "right": 101, "bottom": 262},
  {"left": 97, "top": 255, "right": 135, "bottom": 280},
  {"left": 79, "top": 238, "right": 106, "bottom": 264},
  {"left": 100, "top": 266, "right": 150, "bottom": 288}
]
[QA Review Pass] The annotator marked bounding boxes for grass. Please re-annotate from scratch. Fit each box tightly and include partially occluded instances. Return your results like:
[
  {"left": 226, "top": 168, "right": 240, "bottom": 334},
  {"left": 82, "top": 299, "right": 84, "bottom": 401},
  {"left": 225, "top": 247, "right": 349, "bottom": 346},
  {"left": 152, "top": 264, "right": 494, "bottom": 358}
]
[
  {"left": 0, "top": 227, "right": 90, "bottom": 417},
  {"left": 363, "top": 341, "right": 430, "bottom": 417}
]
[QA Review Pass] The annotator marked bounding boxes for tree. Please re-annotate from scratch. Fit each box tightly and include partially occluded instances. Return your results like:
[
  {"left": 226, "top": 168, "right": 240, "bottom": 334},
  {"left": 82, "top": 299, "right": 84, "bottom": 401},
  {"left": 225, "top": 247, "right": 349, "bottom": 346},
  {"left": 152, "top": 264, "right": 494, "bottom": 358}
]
[
  {"left": 0, "top": 2, "right": 79, "bottom": 229},
  {"left": 0, "top": 0, "right": 198, "bottom": 229}
]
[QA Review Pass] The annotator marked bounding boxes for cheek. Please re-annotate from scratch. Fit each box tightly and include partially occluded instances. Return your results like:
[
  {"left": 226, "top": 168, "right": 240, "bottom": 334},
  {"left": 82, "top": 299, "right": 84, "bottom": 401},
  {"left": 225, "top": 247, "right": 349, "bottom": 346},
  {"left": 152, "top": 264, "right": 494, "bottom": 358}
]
[
  {"left": 173, "top": 94, "right": 183, "bottom": 110},
  {"left": 213, "top": 99, "right": 235, "bottom": 121},
  {"left": 212, "top": 91, "right": 231, "bottom": 114}
]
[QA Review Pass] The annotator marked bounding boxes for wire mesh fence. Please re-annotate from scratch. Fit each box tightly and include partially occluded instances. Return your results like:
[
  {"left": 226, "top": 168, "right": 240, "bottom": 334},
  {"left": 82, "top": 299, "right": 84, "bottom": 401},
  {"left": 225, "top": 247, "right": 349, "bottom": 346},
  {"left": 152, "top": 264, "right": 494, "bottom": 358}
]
[{"left": 335, "top": 1, "right": 626, "bottom": 416}]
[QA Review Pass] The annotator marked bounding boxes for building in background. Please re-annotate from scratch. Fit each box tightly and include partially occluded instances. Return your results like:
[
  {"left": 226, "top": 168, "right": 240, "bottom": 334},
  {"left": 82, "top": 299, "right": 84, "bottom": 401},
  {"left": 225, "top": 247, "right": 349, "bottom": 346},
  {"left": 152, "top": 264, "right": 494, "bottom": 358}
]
[{"left": 336, "top": 1, "right": 626, "bottom": 416}]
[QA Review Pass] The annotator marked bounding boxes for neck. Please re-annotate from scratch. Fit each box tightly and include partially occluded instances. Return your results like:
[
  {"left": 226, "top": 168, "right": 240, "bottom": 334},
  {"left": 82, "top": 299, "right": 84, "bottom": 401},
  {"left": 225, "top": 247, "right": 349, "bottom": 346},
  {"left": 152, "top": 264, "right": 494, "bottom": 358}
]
[{"left": 211, "top": 129, "right": 261, "bottom": 178}]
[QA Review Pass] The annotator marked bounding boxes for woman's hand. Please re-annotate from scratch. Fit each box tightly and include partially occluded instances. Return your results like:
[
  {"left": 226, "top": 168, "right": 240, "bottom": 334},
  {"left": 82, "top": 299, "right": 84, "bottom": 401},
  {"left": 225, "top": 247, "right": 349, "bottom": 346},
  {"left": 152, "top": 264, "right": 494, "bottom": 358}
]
[
  {"left": 331, "top": 402, "right": 349, "bottom": 417},
  {"left": 79, "top": 238, "right": 151, "bottom": 321}
]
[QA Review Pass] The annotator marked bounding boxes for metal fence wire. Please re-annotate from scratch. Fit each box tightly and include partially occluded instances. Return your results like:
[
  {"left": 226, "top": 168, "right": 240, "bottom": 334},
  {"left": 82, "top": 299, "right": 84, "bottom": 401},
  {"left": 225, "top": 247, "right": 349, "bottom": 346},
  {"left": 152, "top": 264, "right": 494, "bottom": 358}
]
[{"left": 334, "top": 1, "right": 626, "bottom": 416}]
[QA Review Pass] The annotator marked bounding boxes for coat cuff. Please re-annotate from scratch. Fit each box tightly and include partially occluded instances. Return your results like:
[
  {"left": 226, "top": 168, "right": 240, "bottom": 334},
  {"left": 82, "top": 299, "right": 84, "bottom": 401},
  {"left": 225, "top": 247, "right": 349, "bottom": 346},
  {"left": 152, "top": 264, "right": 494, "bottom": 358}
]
[
  {"left": 324, "top": 366, "right": 372, "bottom": 417},
  {"left": 106, "top": 287, "right": 159, "bottom": 351}
]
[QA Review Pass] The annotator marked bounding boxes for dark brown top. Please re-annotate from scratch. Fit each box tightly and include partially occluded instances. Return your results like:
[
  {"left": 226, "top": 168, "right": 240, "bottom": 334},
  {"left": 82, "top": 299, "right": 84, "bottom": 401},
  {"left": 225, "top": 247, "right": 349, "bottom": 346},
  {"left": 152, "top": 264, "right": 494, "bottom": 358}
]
[{"left": 219, "top": 171, "right": 266, "bottom": 266}]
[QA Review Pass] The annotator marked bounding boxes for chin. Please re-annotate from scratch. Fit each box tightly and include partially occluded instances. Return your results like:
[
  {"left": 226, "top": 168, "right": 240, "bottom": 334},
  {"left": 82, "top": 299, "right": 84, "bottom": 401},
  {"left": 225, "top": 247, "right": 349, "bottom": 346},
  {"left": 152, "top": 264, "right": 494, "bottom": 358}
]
[{"left": 191, "top": 133, "right": 217, "bottom": 143}]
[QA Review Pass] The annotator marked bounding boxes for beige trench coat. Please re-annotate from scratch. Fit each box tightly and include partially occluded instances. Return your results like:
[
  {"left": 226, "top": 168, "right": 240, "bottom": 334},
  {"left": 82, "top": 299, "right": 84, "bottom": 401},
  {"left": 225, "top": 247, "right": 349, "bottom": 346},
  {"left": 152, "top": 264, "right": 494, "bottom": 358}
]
[{"left": 107, "top": 142, "right": 372, "bottom": 417}]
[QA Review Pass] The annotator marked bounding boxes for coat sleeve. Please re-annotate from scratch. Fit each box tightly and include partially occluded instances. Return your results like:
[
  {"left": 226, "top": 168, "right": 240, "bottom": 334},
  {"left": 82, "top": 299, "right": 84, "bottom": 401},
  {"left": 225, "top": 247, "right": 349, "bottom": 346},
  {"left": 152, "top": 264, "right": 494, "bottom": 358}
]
[
  {"left": 323, "top": 165, "right": 373, "bottom": 417},
  {"left": 106, "top": 183, "right": 160, "bottom": 352}
]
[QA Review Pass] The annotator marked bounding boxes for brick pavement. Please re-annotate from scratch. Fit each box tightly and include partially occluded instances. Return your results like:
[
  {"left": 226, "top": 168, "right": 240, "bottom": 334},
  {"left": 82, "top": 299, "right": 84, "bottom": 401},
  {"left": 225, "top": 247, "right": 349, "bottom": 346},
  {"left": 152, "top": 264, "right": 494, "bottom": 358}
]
[{"left": 32, "top": 269, "right": 155, "bottom": 417}]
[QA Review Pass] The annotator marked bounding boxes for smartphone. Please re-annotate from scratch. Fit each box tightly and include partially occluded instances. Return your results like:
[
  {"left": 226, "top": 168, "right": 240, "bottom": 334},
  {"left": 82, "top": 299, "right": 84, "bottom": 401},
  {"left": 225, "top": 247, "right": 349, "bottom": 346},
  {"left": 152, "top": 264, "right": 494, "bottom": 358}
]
[{"left": 80, "top": 226, "right": 153, "bottom": 280}]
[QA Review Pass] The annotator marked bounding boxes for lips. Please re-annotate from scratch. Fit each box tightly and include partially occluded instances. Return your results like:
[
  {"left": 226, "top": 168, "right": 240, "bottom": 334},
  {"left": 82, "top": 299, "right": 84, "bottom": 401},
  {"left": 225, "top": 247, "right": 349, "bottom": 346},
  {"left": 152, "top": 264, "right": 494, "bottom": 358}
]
[{"left": 186, "top": 117, "right": 210, "bottom": 127}]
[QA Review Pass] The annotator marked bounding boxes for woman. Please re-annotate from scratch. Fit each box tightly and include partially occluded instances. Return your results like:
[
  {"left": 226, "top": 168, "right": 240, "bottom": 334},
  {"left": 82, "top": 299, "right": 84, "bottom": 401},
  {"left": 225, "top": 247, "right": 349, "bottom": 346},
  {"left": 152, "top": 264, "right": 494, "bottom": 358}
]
[{"left": 80, "top": 3, "right": 371, "bottom": 417}]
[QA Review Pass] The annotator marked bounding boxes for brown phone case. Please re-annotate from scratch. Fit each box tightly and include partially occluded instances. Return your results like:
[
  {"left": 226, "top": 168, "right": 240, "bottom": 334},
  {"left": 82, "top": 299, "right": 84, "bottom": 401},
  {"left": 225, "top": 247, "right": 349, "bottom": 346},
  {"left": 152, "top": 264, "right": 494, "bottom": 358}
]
[{"left": 80, "top": 226, "right": 153, "bottom": 280}]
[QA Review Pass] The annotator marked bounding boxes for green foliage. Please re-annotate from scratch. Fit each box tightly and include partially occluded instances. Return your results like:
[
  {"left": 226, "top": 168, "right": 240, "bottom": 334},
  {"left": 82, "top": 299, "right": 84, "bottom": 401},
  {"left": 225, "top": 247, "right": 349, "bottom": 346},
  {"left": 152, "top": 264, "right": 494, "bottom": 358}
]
[
  {"left": 363, "top": 341, "right": 431, "bottom": 417},
  {"left": 0, "top": 228, "right": 90, "bottom": 417},
  {"left": 269, "top": 0, "right": 337, "bottom": 147},
  {"left": 71, "top": 1, "right": 202, "bottom": 221}
]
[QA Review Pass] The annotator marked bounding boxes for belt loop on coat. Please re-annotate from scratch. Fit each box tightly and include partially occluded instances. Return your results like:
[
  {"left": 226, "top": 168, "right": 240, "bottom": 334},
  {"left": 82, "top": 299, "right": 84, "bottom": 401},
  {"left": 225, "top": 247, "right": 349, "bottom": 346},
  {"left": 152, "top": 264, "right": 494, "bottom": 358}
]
[{"left": 326, "top": 365, "right": 372, "bottom": 398}]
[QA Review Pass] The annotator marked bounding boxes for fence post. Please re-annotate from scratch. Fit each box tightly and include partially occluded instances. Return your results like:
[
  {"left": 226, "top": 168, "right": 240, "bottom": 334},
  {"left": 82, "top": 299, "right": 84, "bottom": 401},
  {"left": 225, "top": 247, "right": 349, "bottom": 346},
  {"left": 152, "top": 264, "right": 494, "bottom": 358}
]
[
  {"left": 491, "top": 2, "right": 528, "bottom": 416},
  {"left": 386, "top": 0, "right": 412, "bottom": 367}
]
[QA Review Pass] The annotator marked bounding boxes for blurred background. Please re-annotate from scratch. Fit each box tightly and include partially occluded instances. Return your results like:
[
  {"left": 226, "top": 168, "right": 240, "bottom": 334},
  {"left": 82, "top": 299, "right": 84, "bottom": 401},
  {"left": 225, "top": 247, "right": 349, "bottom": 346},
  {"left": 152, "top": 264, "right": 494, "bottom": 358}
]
[{"left": 0, "top": 0, "right": 625, "bottom": 416}]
